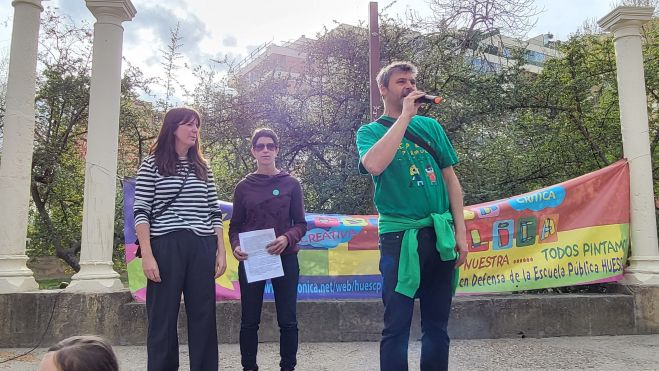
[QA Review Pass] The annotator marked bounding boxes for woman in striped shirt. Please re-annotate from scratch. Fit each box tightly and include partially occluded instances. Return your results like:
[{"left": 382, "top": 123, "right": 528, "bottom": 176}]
[{"left": 134, "top": 107, "right": 226, "bottom": 371}]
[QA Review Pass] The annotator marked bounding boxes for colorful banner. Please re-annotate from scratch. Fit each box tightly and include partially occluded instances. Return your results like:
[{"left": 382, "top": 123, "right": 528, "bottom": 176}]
[{"left": 123, "top": 160, "right": 630, "bottom": 301}]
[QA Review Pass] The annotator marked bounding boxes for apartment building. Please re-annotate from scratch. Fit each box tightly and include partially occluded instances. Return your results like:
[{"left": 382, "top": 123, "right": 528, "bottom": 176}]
[
  {"left": 230, "top": 26, "right": 560, "bottom": 85},
  {"left": 471, "top": 32, "right": 561, "bottom": 74}
]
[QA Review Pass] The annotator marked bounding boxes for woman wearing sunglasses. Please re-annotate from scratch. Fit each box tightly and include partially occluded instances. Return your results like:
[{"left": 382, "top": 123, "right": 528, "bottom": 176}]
[{"left": 229, "top": 128, "right": 307, "bottom": 371}]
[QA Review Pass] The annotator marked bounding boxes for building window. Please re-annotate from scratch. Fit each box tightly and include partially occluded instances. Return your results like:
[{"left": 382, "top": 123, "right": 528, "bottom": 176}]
[
  {"left": 524, "top": 50, "right": 546, "bottom": 66},
  {"left": 470, "top": 57, "right": 501, "bottom": 73},
  {"left": 483, "top": 44, "right": 499, "bottom": 56}
]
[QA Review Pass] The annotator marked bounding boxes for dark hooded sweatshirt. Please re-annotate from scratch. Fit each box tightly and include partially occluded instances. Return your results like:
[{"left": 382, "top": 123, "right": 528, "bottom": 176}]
[{"left": 229, "top": 171, "right": 307, "bottom": 255}]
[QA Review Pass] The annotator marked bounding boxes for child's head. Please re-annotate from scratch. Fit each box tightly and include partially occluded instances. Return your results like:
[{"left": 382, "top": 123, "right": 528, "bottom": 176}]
[{"left": 40, "top": 336, "right": 118, "bottom": 371}]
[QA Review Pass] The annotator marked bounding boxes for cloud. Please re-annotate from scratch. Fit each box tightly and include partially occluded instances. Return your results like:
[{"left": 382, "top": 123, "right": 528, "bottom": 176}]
[
  {"left": 144, "top": 55, "right": 161, "bottom": 68},
  {"left": 223, "top": 35, "right": 238, "bottom": 47},
  {"left": 51, "top": 0, "right": 93, "bottom": 23},
  {"left": 245, "top": 44, "right": 260, "bottom": 53},
  {"left": 123, "top": 4, "right": 214, "bottom": 67}
]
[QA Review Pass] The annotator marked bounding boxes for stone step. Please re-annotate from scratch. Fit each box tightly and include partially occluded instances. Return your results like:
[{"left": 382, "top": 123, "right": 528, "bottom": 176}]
[{"left": 1, "top": 289, "right": 649, "bottom": 347}]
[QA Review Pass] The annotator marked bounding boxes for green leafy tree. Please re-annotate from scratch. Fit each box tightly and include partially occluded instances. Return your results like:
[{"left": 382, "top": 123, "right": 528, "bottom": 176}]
[{"left": 28, "top": 12, "right": 92, "bottom": 270}]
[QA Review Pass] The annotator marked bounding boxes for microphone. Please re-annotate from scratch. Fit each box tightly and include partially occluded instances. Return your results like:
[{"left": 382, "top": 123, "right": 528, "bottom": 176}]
[{"left": 415, "top": 94, "right": 444, "bottom": 104}]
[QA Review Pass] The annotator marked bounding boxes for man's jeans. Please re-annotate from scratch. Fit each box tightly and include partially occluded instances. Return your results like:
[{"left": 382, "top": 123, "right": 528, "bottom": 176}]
[{"left": 379, "top": 227, "right": 456, "bottom": 371}]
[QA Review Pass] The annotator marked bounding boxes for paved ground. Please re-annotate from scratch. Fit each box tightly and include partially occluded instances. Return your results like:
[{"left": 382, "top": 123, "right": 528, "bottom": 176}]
[{"left": 1, "top": 335, "right": 657, "bottom": 370}]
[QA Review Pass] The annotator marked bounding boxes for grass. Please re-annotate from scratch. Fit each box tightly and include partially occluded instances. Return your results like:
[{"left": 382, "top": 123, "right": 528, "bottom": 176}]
[{"left": 38, "top": 278, "right": 70, "bottom": 290}]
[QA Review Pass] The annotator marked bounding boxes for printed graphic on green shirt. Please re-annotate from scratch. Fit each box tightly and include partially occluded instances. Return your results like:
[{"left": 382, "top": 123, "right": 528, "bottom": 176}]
[
  {"left": 409, "top": 164, "right": 424, "bottom": 187},
  {"left": 356, "top": 115, "right": 459, "bottom": 219},
  {"left": 425, "top": 164, "right": 438, "bottom": 185}
]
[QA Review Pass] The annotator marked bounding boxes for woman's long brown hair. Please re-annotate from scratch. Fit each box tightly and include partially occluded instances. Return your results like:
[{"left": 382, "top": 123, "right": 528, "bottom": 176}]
[{"left": 149, "top": 107, "right": 209, "bottom": 181}]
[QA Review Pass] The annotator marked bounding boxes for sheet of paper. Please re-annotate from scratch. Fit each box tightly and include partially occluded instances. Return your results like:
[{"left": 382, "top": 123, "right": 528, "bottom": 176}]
[{"left": 239, "top": 228, "right": 284, "bottom": 283}]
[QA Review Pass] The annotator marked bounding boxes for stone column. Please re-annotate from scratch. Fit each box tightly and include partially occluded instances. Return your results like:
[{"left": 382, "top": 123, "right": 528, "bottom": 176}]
[
  {"left": 67, "top": 0, "right": 136, "bottom": 292},
  {"left": 0, "top": 0, "right": 44, "bottom": 293},
  {"left": 598, "top": 6, "right": 659, "bottom": 285}
]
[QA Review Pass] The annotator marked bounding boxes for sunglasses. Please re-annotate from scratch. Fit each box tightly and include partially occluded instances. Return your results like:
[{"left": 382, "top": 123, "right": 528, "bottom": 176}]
[{"left": 253, "top": 143, "right": 277, "bottom": 151}]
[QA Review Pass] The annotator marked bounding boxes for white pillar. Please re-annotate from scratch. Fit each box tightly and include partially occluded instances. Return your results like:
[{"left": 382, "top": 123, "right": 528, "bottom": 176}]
[
  {"left": 67, "top": 0, "right": 136, "bottom": 292},
  {"left": 598, "top": 6, "right": 659, "bottom": 285},
  {"left": 0, "top": 0, "right": 44, "bottom": 293}
]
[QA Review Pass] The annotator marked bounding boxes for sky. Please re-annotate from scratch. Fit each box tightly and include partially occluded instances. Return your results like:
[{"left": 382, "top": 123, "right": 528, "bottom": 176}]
[{"left": 0, "top": 0, "right": 617, "bottom": 98}]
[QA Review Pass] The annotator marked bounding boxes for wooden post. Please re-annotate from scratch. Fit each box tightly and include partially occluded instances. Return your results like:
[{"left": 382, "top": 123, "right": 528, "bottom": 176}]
[{"left": 369, "top": 1, "right": 382, "bottom": 121}]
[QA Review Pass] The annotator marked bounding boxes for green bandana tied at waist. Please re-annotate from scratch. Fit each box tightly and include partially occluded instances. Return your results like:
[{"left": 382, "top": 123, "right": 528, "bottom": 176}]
[{"left": 379, "top": 211, "right": 460, "bottom": 298}]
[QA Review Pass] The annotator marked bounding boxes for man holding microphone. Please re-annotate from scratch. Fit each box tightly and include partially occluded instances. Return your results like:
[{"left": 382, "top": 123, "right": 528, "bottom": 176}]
[{"left": 356, "top": 61, "right": 468, "bottom": 371}]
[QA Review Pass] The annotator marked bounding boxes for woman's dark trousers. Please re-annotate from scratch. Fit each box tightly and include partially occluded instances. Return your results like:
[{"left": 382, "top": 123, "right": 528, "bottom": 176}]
[
  {"left": 238, "top": 253, "right": 300, "bottom": 371},
  {"left": 146, "top": 230, "right": 219, "bottom": 371}
]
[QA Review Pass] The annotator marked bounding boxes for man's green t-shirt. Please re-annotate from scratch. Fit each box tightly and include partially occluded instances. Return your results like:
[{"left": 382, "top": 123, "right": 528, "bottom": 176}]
[{"left": 356, "top": 115, "right": 459, "bottom": 219}]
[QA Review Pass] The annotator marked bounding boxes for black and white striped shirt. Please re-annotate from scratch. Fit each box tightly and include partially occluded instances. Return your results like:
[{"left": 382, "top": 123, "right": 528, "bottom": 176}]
[{"left": 133, "top": 155, "right": 223, "bottom": 237}]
